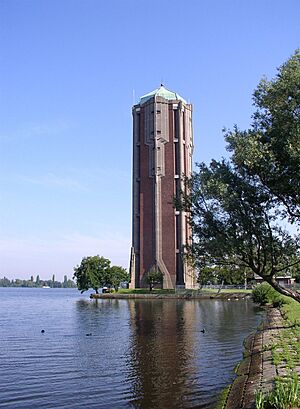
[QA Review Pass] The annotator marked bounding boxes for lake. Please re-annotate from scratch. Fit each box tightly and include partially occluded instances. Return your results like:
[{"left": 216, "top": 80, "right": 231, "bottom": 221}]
[{"left": 0, "top": 288, "right": 263, "bottom": 408}]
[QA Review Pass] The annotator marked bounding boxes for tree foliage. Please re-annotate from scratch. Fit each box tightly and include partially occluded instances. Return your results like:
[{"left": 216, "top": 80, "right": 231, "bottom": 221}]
[
  {"left": 0, "top": 276, "right": 76, "bottom": 288},
  {"left": 179, "top": 50, "right": 300, "bottom": 304},
  {"left": 73, "top": 256, "right": 129, "bottom": 293},
  {"left": 145, "top": 268, "right": 164, "bottom": 291},
  {"left": 197, "top": 264, "right": 250, "bottom": 287},
  {"left": 182, "top": 161, "right": 300, "bottom": 302},
  {"left": 108, "top": 265, "right": 129, "bottom": 291},
  {"left": 226, "top": 50, "right": 300, "bottom": 223},
  {"left": 73, "top": 255, "right": 111, "bottom": 294}
]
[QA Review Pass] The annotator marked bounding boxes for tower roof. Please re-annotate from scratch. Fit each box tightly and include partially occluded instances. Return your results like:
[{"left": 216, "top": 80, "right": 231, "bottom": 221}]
[{"left": 140, "top": 85, "right": 187, "bottom": 105}]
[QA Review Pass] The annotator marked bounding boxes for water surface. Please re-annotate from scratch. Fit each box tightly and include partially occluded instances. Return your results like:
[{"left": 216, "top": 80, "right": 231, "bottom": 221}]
[{"left": 0, "top": 288, "right": 263, "bottom": 408}]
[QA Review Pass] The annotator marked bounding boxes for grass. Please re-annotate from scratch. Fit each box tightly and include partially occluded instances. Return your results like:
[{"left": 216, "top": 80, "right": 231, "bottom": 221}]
[
  {"left": 117, "top": 288, "right": 251, "bottom": 296},
  {"left": 117, "top": 288, "right": 176, "bottom": 294},
  {"left": 255, "top": 390, "right": 265, "bottom": 409},
  {"left": 255, "top": 374, "right": 299, "bottom": 409},
  {"left": 199, "top": 288, "right": 252, "bottom": 294},
  {"left": 255, "top": 297, "right": 300, "bottom": 408},
  {"left": 281, "top": 298, "right": 300, "bottom": 325},
  {"left": 214, "top": 385, "right": 231, "bottom": 409}
]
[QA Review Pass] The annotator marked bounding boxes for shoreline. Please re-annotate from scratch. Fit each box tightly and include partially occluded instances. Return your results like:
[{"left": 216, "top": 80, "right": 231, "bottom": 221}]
[
  {"left": 222, "top": 306, "right": 296, "bottom": 409},
  {"left": 90, "top": 292, "right": 251, "bottom": 300},
  {"left": 90, "top": 292, "right": 299, "bottom": 409}
]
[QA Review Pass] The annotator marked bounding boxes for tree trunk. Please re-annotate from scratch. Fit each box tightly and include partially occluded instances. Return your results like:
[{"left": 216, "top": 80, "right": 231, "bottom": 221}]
[
  {"left": 217, "top": 279, "right": 224, "bottom": 294},
  {"left": 95, "top": 288, "right": 99, "bottom": 294},
  {"left": 264, "top": 276, "right": 300, "bottom": 303}
]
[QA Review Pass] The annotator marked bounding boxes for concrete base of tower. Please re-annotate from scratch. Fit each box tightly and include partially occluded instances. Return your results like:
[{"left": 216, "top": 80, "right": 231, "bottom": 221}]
[
  {"left": 184, "top": 267, "right": 197, "bottom": 289},
  {"left": 176, "top": 284, "right": 186, "bottom": 290}
]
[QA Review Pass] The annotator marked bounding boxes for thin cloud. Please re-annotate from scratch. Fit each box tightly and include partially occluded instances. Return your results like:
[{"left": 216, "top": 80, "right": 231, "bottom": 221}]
[
  {"left": 19, "top": 172, "right": 88, "bottom": 191},
  {"left": 0, "top": 232, "right": 130, "bottom": 279},
  {"left": 0, "top": 120, "right": 74, "bottom": 141}
]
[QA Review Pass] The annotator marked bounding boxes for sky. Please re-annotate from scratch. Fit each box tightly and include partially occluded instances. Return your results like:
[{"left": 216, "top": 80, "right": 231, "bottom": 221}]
[{"left": 0, "top": 0, "right": 299, "bottom": 280}]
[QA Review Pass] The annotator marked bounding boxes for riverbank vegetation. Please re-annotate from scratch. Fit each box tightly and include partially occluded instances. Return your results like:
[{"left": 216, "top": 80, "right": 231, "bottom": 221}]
[
  {"left": 252, "top": 283, "right": 289, "bottom": 308},
  {"left": 111, "top": 288, "right": 252, "bottom": 296},
  {"left": 177, "top": 50, "right": 300, "bottom": 303},
  {"left": 256, "top": 374, "right": 299, "bottom": 409},
  {"left": 255, "top": 298, "right": 300, "bottom": 409}
]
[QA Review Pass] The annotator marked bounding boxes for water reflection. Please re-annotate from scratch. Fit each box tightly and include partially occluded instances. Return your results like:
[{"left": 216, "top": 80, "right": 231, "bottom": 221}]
[
  {"left": 0, "top": 289, "right": 263, "bottom": 409},
  {"left": 125, "top": 299, "right": 263, "bottom": 409},
  {"left": 127, "top": 301, "right": 197, "bottom": 408}
]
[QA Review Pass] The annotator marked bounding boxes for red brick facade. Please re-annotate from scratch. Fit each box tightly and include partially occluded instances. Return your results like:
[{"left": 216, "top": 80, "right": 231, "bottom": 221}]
[{"left": 130, "top": 87, "right": 194, "bottom": 289}]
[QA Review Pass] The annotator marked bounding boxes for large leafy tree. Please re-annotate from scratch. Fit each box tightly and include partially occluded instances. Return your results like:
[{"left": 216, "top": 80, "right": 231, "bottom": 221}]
[
  {"left": 107, "top": 266, "right": 129, "bottom": 291},
  {"left": 179, "top": 51, "right": 300, "bottom": 303},
  {"left": 73, "top": 255, "right": 111, "bottom": 294},
  {"left": 181, "top": 161, "right": 300, "bottom": 302},
  {"left": 226, "top": 50, "right": 300, "bottom": 223}
]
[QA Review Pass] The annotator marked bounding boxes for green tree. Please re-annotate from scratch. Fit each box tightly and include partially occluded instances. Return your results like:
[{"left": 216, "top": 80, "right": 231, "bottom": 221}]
[
  {"left": 73, "top": 255, "right": 111, "bottom": 294},
  {"left": 108, "top": 266, "right": 129, "bottom": 291},
  {"left": 180, "top": 160, "right": 300, "bottom": 303},
  {"left": 0, "top": 277, "right": 11, "bottom": 287},
  {"left": 225, "top": 50, "right": 300, "bottom": 223},
  {"left": 66, "top": 279, "right": 76, "bottom": 288},
  {"left": 145, "top": 267, "right": 164, "bottom": 291},
  {"left": 196, "top": 266, "right": 215, "bottom": 287}
]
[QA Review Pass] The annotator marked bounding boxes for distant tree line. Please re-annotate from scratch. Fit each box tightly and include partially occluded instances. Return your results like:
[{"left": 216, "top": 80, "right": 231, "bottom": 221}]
[{"left": 0, "top": 274, "right": 76, "bottom": 288}]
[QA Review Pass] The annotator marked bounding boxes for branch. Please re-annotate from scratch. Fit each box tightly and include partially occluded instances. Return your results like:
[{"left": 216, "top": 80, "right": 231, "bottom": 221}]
[
  {"left": 264, "top": 275, "right": 300, "bottom": 303},
  {"left": 273, "top": 259, "right": 300, "bottom": 274}
]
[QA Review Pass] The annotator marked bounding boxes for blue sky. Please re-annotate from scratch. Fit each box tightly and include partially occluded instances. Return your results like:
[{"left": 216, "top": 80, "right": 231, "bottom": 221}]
[{"left": 1, "top": 0, "right": 299, "bottom": 280}]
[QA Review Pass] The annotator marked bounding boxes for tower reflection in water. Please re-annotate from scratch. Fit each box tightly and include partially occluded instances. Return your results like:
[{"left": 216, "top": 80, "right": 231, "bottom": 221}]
[
  {"left": 73, "top": 298, "right": 262, "bottom": 409},
  {"left": 126, "top": 300, "right": 204, "bottom": 409}
]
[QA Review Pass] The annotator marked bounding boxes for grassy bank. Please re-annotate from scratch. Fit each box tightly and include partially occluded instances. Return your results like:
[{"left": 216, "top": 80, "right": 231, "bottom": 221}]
[
  {"left": 118, "top": 288, "right": 176, "bottom": 295},
  {"left": 271, "top": 297, "right": 300, "bottom": 372},
  {"left": 117, "top": 288, "right": 251, "bottom": 295},
  {"left": 255, "top": 297, "right": 300, "bottom": 409},
  {"left": 91, "top": 287, "right": 251, "bottom": 300},
  {"left": 282, "top": 297, "right": 300, "bottom": 325}
]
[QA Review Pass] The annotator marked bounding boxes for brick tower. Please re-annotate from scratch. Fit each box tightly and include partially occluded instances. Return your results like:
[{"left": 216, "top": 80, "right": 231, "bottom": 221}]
[{"left": 129, "top": 85, "right": 195, "bottom": 289}]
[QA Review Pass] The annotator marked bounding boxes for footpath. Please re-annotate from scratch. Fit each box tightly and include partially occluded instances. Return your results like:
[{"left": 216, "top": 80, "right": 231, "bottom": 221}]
[{"left": 223, "top": 307, "right": 300, "bottom": 409}]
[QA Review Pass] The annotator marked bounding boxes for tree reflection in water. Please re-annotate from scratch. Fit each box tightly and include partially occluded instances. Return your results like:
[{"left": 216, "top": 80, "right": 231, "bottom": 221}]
[{"left": 126, "top": 299, "right": 263, "bottom": 409}]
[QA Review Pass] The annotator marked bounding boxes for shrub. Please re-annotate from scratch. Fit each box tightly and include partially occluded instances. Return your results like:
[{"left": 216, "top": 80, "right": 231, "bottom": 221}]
[
  {"left": 252, "top": 283, "right": 287, "bottom": 307},
  {"left": 272, "top": 296, "right": 287, "bottom": 308},
  {"left": 252, "top": 283, "right": 275, "bottom": 305}
]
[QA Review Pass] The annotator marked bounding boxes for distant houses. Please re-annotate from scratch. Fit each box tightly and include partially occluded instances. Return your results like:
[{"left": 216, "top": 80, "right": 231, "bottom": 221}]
[{"left": 253, "top": 274, "right": 295, "bottom": 287}]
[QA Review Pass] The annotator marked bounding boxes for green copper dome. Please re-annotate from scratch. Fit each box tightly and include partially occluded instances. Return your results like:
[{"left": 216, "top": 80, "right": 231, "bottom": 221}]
[{"left": 140, "top": 85, "right": 187, "bottom": 105}]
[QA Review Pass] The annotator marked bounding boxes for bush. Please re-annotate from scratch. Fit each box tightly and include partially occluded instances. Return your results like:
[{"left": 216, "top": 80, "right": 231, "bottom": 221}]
[
  {"left": 252, "top": 283, "right": 287, "bottom": 307},
  {"left": 272, "top": 296, "right": 287, "bottom": 308},
  {"left": 252, "top": 283, "right": 275, "bottom": 305}
]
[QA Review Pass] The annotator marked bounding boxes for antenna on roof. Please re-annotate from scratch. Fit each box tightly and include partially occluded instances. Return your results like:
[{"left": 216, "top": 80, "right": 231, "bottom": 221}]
[{"left": 132, "top": 89, "right": 136, "bottom": 105}]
